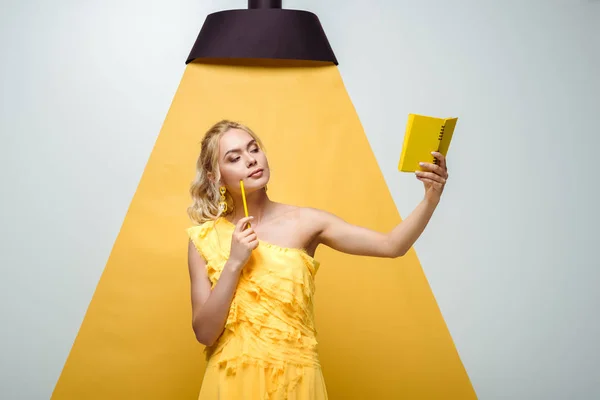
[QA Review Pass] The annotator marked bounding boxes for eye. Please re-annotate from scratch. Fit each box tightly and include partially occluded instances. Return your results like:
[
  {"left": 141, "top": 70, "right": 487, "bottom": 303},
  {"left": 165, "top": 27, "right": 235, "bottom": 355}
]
[
  {"left": 230, "top": 156, "right": 240, "bottom": 163},
  {"left": 251, "top": 147, "right": 260, "bottom": 153}
]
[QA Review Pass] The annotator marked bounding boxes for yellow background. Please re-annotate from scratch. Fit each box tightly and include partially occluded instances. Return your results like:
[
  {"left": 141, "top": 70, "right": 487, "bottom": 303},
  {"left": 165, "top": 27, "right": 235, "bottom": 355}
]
[{"left": 52, "top": 60, "right": 475, "bottom": 399}]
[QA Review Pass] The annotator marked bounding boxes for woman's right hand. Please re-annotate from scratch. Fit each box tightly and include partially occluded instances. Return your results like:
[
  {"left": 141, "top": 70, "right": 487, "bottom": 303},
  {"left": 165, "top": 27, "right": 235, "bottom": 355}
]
[{"left": 227, "top": 216, "right": 258, "bottom": 271}]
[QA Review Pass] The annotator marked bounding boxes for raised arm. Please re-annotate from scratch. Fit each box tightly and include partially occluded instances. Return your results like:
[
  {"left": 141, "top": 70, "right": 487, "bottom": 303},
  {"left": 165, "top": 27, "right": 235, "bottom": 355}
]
[
  {"left": 312, "top": 199, "right": 438, "bottom": 258},
  {"left": 313, "top": 152, "right": 448, "bottom": 258}
]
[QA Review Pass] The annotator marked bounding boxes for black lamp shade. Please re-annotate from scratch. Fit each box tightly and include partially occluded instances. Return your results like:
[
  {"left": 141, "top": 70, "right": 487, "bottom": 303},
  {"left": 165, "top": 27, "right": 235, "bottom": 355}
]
[{"left": 186, "top": 8, "right": 338, "bottom": 65}]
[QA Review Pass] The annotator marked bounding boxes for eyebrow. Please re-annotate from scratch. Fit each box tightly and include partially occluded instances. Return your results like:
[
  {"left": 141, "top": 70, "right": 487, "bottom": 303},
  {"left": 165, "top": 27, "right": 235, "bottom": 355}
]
[{"left": 223, "top": 139, "right": 257, "bottom": 158}]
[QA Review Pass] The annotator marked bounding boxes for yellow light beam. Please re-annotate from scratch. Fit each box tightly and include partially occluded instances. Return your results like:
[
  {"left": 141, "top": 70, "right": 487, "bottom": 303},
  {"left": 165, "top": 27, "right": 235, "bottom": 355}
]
[{"left": 52, "top": 60, "right": 475, "bottom": 399}]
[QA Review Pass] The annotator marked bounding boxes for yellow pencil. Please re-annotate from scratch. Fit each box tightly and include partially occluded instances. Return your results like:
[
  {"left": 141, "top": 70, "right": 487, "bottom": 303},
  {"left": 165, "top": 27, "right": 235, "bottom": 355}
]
[{"left": 240, "top": 180, "right": 250, "bottom": 227}]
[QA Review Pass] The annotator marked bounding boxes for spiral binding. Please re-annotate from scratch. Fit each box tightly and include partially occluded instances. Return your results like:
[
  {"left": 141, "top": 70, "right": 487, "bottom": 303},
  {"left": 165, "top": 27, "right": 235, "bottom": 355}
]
[{"left": 434, "top": 123, "right": 445, "bottom": 165}]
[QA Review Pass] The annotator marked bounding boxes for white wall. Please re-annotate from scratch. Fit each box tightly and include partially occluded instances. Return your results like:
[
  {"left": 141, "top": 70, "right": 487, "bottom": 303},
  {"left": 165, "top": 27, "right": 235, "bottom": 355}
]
[{"left": 1, "top": 0, "right": 598, "bottom": 399}]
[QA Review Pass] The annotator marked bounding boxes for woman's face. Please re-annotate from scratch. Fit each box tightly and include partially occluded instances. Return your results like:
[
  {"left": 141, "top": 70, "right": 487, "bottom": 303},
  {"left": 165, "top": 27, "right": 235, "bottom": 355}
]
[{"left": 217, "top": 128, "right": 270, "bottom": 194}]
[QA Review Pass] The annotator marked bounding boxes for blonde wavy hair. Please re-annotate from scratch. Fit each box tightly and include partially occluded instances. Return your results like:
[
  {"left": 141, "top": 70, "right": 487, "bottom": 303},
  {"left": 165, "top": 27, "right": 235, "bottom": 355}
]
[{"left": 187, "top": 119, "right": 266, "bottom": 224}]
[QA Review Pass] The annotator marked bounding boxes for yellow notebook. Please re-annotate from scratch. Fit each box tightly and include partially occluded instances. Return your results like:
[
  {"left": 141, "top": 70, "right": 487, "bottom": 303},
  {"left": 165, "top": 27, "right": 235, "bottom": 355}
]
[{"left": 398, "top": 114, "right": 458, "bottom": 172}]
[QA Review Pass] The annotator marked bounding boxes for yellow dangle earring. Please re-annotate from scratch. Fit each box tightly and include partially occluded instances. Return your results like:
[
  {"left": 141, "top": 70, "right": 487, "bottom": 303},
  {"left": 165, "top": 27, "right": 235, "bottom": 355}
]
[{"left": 219, "top": 186, "right": 228, "bottom": 213}]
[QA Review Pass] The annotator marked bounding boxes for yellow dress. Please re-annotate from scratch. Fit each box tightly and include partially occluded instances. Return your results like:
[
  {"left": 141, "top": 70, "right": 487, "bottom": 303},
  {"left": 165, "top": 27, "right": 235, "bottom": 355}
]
[{"left": 187, "top": 217, "right": 328, "bottom": 399}]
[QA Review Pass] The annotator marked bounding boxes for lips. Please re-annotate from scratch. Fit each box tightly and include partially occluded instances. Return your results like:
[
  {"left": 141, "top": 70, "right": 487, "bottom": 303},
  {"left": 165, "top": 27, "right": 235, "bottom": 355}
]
[{"left": 248, "top": 168, "right": 263, "bottom": 178}]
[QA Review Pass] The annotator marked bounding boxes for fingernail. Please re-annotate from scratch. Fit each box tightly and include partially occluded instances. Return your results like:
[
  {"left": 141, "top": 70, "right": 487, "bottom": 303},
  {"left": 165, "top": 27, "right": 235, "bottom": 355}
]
[{"left": 419, "top": 162, "right": 424, "bottom": 166}]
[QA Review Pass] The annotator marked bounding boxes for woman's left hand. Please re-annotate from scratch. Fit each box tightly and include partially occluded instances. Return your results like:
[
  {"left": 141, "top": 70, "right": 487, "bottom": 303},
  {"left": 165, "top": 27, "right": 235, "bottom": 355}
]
[{"left": 415, "top": 151, "right": 448, "bottom": 204}]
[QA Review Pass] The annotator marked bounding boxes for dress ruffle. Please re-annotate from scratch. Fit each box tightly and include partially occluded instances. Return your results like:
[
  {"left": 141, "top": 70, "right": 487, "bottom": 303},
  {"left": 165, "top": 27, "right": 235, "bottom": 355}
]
[{"left": 186, "top": 218, "right": 327, "bottom": 399}]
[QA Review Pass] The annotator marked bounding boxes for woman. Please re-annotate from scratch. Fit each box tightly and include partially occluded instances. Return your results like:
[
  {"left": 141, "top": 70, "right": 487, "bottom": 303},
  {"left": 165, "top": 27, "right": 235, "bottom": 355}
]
[{"left": 186, "top": 120, "right": 448, "bottom": 399}]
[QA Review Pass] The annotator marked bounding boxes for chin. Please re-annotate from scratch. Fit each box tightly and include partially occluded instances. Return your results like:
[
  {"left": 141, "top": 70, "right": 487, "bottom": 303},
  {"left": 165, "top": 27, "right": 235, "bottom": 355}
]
[
  {"left": 241, "top": 170, "right": 269, "bottom": 190},
  {"left": 254, "top": 178, "right": 269, "bottom": 189}
]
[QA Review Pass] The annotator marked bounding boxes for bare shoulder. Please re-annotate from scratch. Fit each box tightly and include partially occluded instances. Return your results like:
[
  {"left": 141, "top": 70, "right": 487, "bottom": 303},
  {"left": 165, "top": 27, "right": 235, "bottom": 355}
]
[
  {"left": 299, "top": 206, "right": 332, "bottom": 219},
  {"left": 296, "top": 206, "right": 331, "bottom": 233}
]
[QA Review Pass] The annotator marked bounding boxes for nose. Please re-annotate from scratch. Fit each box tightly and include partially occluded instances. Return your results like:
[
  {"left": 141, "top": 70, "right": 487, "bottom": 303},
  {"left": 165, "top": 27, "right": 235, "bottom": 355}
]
[{"left": 245, "top": 154, "right": 257, "bottom": 168}]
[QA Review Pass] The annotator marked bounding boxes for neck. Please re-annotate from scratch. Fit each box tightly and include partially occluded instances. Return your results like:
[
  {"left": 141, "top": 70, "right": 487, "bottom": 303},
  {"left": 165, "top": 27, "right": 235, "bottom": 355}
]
[{"left": 230, "top": 187, "right": 272, "bottom": 225}]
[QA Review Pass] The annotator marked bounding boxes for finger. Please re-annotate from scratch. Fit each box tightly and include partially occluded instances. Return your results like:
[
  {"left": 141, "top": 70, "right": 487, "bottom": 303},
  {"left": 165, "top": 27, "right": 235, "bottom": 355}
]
[
  {"left": 243, "top": 237, "right": 259, "bottom": 249},
  {"left": 238, "top": 229, "right": 256, "bottom": 242},
  {"left": 419, "top": 162, "right": 445, "bottom": 176},
  {"left": 240, "top": 224, "right": 255, "bottom": 234},
  {"left": 235, "top": 216, "right": 254, "bottom": 232},
  {"left": 237, "top": 231, "right": 256, "bottom": 243},
  {"left": 432, "top": 151, "right": 447, "bottom": 171},
  {"left": 417, "top": 175, "right": 445, "bottom": 186},
  {"left": 243, "top": 233, "right": 257, "bottom": 243},
  {"left": 417, "top": 177, "right": 444, "bottom": 189},
  {"left": 415, "top": 171, "right": 446, "bottom": 184}
]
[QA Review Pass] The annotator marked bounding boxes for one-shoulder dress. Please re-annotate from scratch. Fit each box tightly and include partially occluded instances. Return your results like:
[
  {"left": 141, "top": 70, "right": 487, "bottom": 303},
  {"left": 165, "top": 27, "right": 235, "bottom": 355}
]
[{"left": 186, "top": 217, "right": 328, "bottom": 399}]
